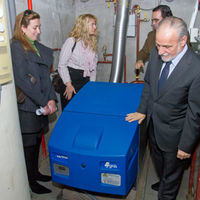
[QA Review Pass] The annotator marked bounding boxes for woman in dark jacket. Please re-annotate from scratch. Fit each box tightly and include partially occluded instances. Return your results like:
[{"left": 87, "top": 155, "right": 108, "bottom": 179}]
[{"left": 11, "top": 10, "right": 57, "bottom": 194}]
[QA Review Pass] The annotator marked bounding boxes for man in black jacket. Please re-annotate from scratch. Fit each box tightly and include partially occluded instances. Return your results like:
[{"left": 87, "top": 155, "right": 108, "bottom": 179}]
[{"left": 126, "top": 16, "right": 200, "bottom": 199}]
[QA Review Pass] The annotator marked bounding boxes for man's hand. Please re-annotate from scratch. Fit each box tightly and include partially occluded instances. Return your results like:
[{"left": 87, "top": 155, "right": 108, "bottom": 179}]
[
  {"left": 135, "top": 60, "right": 144, "bottom": 70},
  {"left": 64, "top": 81, "right": 76, "bottom": 100},
  {"left": 125, "top": 112, "right": 146, "bottom": 124},
  {"left": 177, "top": 149, "right": 191, "bottom": 160}
]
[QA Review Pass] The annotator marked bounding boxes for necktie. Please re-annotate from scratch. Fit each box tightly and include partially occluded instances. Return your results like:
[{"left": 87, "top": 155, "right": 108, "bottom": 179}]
[{"left": 158, "top": 61, "right": 172, "bottom": 93}]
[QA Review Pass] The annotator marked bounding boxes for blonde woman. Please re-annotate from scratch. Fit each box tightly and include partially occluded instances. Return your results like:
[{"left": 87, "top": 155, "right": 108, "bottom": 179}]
[{"left": 58, "top": 14, "right": 98, "bottom": 110}]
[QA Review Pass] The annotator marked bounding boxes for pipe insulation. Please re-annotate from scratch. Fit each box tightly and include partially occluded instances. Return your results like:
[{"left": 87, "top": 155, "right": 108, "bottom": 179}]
[{"left": 109, "top": 0, "right": 131, "bottom": 83}]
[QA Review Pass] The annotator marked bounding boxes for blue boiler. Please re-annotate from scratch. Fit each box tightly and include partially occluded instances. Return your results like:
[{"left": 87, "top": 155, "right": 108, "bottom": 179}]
[{"left": 48, "top": 82, "right": 143, "bottom": 195}]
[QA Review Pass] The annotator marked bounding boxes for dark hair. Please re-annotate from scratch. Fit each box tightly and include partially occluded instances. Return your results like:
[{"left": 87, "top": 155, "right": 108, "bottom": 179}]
[{"left": 153, "top": 5, "right": 173, "bottom": 18}]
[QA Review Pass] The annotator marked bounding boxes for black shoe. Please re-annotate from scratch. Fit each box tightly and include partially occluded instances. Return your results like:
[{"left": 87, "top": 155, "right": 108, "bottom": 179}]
[
  {"left": 30, "top": 181, "right": 52, "bottom": 194},
  {"left": 36, "top": 172, "right": 51, "bottom": 182},
  {"left": 151, "top": 182, "right": 160, "bottom": 191}
]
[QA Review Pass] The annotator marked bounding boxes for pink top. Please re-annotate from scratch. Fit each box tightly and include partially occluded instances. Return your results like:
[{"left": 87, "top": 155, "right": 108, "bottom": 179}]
[{"left": 58, "top": 37, "right": 98, "bottom": 84}]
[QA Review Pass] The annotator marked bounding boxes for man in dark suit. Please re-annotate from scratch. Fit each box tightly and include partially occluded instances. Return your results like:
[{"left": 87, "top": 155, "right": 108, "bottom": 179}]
[{"left": 126, "top": 16, "right": 200, "bottom": 199}]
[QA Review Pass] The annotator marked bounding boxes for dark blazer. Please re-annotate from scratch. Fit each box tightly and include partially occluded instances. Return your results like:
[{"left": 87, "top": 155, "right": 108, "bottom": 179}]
[
  {"left": 11, "top": 40, "right": 57, "bottom": 111},
  {"left": 11, "top": 40, "right": 57, "bottom": 133},
  {"left": 138, "top": 46, "right": 200, "bottom": 153}
]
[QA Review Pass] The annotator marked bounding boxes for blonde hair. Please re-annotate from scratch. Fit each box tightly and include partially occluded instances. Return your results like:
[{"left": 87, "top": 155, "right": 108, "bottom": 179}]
[
  {"left": 12, "top": 10, "right": 40, "bottom": 52},
  {"left": 69, "top": 14, "right": 98, "bottom": 53}
]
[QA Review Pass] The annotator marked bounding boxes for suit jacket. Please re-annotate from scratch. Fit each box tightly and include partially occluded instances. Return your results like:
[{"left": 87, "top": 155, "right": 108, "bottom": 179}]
[
  {"left": 11, "top": 40, "right": 57, "bottom": 133},
  {"left": 137, "top": 30, "right": 156, "bottom": 63},
  {"left": 137, "top": 46, "right": 200, "bottom": 153}
]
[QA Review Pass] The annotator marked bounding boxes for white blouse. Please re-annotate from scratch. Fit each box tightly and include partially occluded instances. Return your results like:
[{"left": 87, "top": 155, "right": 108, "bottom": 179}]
[{"left": 58, "top": 37, "right": 98, "bottom": 85}]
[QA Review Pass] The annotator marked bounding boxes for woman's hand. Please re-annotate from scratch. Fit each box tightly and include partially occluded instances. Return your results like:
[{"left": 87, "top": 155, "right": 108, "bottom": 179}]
[
  {"left": 43, "top": 105, "right": 51, "bottom": 115},
  {"left": 125, "top": 112, "right": 146, "bottom": 124},
  {"left": 47, "top": 100, "right": 57, "bottom": 114},
  {"left": 42, "top": 100, "right": 57, "bottom": 115},
  {"left": 64, "top": 82, "right": 76, "bottom": 100}
]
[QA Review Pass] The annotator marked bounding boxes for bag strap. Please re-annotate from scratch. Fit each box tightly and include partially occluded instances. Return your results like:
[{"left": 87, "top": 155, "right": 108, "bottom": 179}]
[{"left": 72, "top": 41, "right": 77, "bottom": 52}]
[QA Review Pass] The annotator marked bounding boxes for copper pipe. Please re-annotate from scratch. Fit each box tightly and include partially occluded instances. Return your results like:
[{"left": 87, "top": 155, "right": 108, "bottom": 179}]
[
  {"left": 130, "top": 5, "right": 144, "bottom": 84},
  {"left": 41, "top": 130, "right": 47, "bottom": 157},
  {"left": 53, "top": 48, "right": 61, "bottom": 51},
  {"left": 27, "top": 0, "right": 32, "bottom": 10},
  {"left": 135, "top": 11, "right": 140, "bottom": 82},
  {"left": 136, "top": 11, "right": 140, "bottom": 58},
  {"left": 130, "top": 79, "right": 144, "bottom": 84},
  {"left": 98, "top": 61, "right": 112, "bottom": 64},
  {"left": 195, "top": 146, "right": 200, "bottom": 200},
  {"left": 187, "top": 147, "right": 198, "bottom": 197},
  {"left": 135, "top": 14, "right": 147, "bottom": 83}
]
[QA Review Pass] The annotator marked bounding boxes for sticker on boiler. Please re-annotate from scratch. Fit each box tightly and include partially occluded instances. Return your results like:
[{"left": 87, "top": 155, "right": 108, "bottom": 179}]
[{"left": 101, "top": 173, "right": 121, "bottom": 186}]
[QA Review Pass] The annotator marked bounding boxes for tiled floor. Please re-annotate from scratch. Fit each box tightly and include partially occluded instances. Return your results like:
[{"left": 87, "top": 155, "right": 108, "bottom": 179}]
[{"left": 31, "top": 147, "right": 197, "bottom": 200}]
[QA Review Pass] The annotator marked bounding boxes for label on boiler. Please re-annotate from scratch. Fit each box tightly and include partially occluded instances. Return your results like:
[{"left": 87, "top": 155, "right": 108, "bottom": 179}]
[{"left": 101, "top": 173, "right": 121, "bottom": 186}]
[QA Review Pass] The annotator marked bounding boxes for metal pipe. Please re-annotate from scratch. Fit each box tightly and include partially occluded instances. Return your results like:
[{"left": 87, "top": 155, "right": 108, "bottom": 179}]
[
  {"left": 135, "top": 10, "right": 141, "bottom": 82},
  {"left": 124, "top": 55, "right": 127, "bottom": 83},
  {"left": 136, "top": 8, "right": 140, "bottom": 58},
  {"left": 189, "top": 0, "right": 198, "bottom": 30},
  {"left": 6, "top": 0, "right": 16, "bottom": 36},
  {"left": 109, "top": 0, "right": 131, "bottom": 83},
  {"left": 27, "top": 0, "right": 32, "bottom": 10},
  {"left": 196, "top": 153, "right": 200, "bottom": 200},
  {"left": 187, "top": 146, "right": 197, "bottom": 199}
]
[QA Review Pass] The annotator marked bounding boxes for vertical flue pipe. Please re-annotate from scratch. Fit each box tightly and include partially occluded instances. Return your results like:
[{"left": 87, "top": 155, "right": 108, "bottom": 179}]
[{"left": 109, "top": 0, "right": 131, "bottom": 83}]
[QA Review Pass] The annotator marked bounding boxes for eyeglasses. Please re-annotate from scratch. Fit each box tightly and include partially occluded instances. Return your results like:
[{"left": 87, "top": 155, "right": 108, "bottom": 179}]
[
  {"left": 23, "top": 9, "right": 32, "bottom": 17},
  {"left": 151, "top": 19, "right": 160, "bottom": 23}
]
